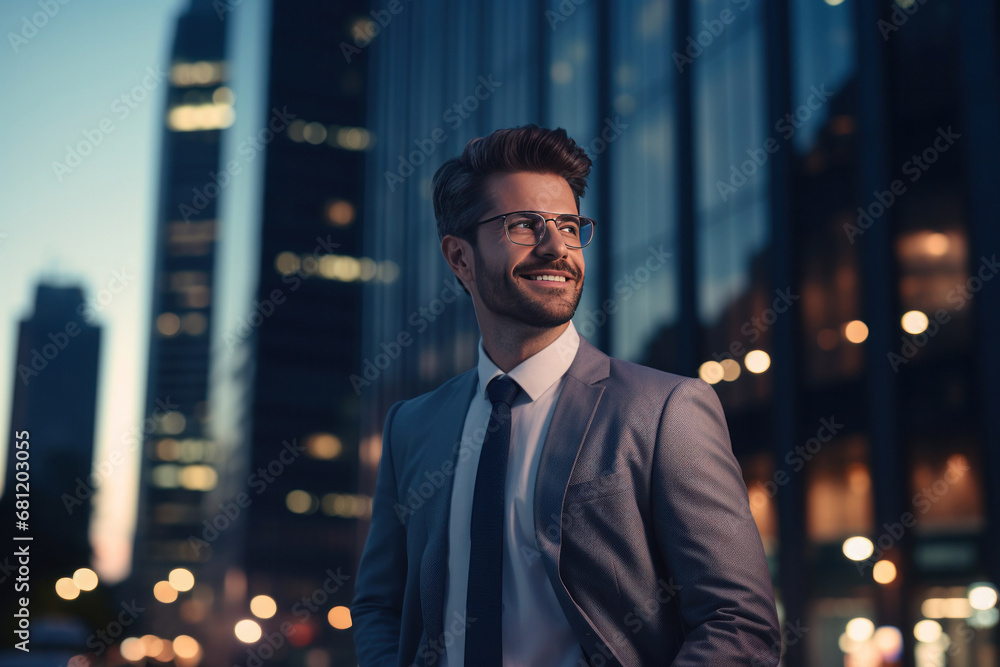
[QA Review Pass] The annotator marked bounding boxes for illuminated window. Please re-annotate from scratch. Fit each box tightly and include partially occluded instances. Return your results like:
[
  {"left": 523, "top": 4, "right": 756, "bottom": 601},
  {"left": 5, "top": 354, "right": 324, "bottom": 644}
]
[{"left": 168, "top": 221, "right": 215, "bottom": 256}]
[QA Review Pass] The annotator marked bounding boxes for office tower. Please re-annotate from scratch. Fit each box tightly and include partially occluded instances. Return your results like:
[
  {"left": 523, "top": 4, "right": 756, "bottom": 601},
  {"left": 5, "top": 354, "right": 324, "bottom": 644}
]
[
  {"left": 207, "top": 1, "right": 371, "bottom": 663},
  {"left": 128, "top": 0, "right": 228, "bottom": 656},
  {"left": 0, "top": 283, "right": 101, "bottom": 642}
]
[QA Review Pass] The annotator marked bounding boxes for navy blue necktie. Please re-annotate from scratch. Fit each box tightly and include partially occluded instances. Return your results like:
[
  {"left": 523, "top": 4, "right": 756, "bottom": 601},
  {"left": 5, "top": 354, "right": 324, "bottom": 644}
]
[{"left": 466, "top": 375, "right": 521, "bottom": 666}]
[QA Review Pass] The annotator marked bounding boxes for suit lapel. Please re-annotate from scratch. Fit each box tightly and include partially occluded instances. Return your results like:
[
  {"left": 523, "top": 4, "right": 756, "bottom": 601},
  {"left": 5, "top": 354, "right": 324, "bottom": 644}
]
[
  {"left": 419, "top": 369, "right": 477, "bottom": 649},
  {"left": 534, "top": 337, "right": 609, "bottom": 584}
]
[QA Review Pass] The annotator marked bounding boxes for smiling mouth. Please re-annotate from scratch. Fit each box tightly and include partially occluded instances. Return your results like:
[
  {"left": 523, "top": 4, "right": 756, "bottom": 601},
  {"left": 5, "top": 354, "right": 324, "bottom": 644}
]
[{"left": 526, "top": 275, "right": 568, "bottom": 283}]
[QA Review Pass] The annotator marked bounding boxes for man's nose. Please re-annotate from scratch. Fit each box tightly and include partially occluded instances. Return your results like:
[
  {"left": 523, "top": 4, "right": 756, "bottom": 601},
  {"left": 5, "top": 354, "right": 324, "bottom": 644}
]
[{"left": 534, "top": 219, "right": 569, "bottom": 257}]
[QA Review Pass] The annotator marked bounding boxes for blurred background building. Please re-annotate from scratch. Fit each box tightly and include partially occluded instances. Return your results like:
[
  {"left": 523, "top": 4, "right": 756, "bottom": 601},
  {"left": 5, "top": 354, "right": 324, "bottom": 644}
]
[
  {"left": 0, "top": 284, "right": 103, "bottom": 662},
  {"left": 1, "top": 0, "right": 998, "bottom": 666}
]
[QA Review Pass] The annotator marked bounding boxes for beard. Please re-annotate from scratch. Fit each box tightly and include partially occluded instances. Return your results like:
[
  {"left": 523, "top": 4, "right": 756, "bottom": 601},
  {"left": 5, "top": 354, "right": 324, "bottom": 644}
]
[{"left": 472, "top": 245, "right": 584, "bottom": 329}]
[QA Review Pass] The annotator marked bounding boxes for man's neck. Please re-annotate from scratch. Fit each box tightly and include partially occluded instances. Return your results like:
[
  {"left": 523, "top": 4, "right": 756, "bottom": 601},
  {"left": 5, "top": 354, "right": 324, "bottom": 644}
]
[{"left": 480, "top": 321, "right": 569, "bottom": 372}]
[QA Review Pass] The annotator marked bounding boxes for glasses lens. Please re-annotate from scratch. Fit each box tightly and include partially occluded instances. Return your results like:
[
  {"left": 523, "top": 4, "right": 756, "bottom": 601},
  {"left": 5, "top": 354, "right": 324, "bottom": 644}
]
[
  {"left": 567, "top": 216, "right": 594, "bottom": 248},
  {"left": 505, "top": 213, "right": 545, "bottom": 245}
]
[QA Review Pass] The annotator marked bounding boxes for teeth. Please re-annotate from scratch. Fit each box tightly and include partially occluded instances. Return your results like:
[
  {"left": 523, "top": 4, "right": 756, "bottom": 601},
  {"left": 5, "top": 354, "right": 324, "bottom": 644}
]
[{"left": 528, "top": 275, "right": 567, "bottom": 282}]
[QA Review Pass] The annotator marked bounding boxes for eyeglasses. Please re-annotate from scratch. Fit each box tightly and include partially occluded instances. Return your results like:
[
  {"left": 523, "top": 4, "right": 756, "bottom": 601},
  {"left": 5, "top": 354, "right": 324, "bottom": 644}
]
[{"left": 475, "top": 211, "right": 596, "bottom": 248}]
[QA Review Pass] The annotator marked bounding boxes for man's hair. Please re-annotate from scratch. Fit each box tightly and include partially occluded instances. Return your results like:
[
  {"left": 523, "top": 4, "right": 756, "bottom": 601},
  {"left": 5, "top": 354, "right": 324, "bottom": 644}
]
[{"left": 432, "top": 125, "right": 592, "bottom": 245}]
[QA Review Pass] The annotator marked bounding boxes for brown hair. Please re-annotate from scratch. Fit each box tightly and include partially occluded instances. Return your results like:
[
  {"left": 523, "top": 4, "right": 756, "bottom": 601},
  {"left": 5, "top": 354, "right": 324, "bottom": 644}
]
[{"left": 432, "top": 125, "right": 592, "bottom": 245}]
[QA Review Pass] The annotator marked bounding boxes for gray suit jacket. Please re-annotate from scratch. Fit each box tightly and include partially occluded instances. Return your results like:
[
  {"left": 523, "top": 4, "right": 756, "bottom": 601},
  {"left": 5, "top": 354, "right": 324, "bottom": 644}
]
[{"left": 352, "top": 337, "right": 781, "bottom": 666}]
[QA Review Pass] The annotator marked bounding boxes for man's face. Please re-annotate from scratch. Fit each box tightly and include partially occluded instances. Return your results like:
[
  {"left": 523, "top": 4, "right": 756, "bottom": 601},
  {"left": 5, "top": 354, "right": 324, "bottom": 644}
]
[{"left": 468, "top": 171, "right": 586, "bottom": 329}]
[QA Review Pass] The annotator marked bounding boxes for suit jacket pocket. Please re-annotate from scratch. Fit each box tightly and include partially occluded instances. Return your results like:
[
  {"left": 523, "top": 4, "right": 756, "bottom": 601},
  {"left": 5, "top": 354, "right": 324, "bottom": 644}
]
[{"left": 565, "top": 471, "right": 631, "bottom": 503}]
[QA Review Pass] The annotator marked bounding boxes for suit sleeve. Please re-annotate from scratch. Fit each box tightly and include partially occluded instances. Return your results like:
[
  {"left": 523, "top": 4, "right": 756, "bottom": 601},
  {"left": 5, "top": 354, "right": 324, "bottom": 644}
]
[
  {"left": 352, "top": 400, "right": 407, "bottom": 667},
  {"left": 651, "top": 378, "right": 781, "bottom": 667}
]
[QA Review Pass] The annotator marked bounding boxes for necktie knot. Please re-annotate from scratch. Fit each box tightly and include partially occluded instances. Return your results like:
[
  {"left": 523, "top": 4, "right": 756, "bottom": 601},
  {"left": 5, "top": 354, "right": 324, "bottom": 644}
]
[{"left": 487, "top": 375, "right": 521, "bottom": 407}]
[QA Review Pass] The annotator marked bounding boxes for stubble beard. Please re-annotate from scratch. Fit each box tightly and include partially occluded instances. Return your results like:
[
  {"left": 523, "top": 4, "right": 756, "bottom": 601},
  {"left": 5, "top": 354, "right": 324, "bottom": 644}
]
[{"left": 473, "top": 246, "right": 584, "bottom": 329}]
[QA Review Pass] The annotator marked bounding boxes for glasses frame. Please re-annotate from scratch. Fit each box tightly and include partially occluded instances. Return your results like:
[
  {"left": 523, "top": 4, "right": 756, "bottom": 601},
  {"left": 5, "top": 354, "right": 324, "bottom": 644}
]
[{"left": 474, "top": 210, "right": 596, "bottom": 249}]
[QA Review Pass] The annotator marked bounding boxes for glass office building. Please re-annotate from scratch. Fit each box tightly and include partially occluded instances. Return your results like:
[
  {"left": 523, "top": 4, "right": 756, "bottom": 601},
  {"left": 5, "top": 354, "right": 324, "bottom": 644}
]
[{"left": 360, "top": 1, "right": 1000, "bottom": 665}]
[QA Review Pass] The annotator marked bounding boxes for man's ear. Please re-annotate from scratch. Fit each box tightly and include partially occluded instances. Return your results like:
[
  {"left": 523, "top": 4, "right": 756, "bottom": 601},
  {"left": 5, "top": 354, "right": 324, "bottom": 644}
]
[{"left": 441, "top": 234, "right": 475, "bottom": 293}]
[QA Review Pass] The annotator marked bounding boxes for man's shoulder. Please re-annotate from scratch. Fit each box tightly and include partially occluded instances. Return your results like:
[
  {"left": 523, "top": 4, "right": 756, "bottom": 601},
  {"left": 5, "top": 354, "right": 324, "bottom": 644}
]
[{"left": 391, "top": 367, "right": 477, "bottom": 422}]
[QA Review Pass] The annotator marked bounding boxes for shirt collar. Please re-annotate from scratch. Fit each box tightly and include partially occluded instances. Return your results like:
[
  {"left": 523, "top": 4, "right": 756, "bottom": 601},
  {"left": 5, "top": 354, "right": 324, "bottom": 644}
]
[{"left": 476, "top": 321, "right": 581, "bottom": 403}]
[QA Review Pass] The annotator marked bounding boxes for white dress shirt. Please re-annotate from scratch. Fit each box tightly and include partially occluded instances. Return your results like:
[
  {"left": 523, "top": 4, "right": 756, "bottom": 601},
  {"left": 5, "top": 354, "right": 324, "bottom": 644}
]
[{"left": 440, "top": 322, "right": 584, "bottom": 667}]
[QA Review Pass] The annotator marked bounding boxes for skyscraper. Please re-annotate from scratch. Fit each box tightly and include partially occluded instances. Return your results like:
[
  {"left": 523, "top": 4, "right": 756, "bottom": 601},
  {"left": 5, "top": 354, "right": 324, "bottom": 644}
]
[
  {"left": 128, "top": 0, "right": 229, "bottom": 653},
  {"left": 0, "top": 283, "right": 101, "bottom": 645},
  {"left": 206, "top": 1, "right": 371, "bottom": 663}
]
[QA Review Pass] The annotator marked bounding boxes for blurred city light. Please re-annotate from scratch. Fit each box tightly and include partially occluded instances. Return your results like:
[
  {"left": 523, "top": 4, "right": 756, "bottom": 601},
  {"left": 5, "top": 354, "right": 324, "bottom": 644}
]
[
  {"left": 744, "top": 350, "right": 771, "bottom": 374},
  {"left": 235, "top": 619, "right": 262, "bottom": 643},
  {"left": 844, "top": 320, "right": 869, "bottom": 344},
  {"left": 873, "top": 626, "right": 903, "bottom": 660},
  {"left": 169, "top": 567, "right": 195, "bottom": 592},
  {"left": 328, "top": 605, "right": 352, "bottom": 629},
  {"left": 969, "top": 583, "right": 998, "bottom": 610},
  {"left": 698, "top": 360, "right": 724, "bottom": 384},
  {"left": 842, "top": 536, "right": 875, "bottom": 561},
  {"left": 73, "top": 567, "right": 99, "bottom": 591},
  {"left": 250, "top": 594, "right": 277, "bottom": 619},
  {"left": 720, "top": 358, "right": 741, "bottom": 381},
  {"left": 120, "top": 637, "right": 145, "bottom": 661},
  {"left": 872, "top": 560, "right": 897, "bottom": 584},
  {"left": 305, "top": 432, "right": 343, "bottom": 460},
  {"left": 173, "top": 634, "right": 201, "bottom": 659},
  {"left": 154, "top": 580, "right": 179, "bottom": 603},
  {"left": 913, "top": 619, "right": 943, "bottom": 643},
  {"left": 901, "top": 310, "right": 929, "bottom": 335},
  {"left": 55, "top": 577, "right": 80, "bottom": 600},
  {"left": 846, "top": 617, "right": 875, "bottom": 642}
]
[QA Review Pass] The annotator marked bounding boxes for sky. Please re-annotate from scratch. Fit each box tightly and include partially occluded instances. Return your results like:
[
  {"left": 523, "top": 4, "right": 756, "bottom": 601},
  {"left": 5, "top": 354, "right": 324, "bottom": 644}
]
[{"left": 0, "top": 0, "right": 189, "bottom": 582}]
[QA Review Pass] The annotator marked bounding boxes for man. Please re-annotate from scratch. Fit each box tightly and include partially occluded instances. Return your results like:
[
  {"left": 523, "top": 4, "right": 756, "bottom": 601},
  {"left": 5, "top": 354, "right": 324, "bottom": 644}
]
[{"left": 352, "top": 125, "right": 780, "bottom": 666}]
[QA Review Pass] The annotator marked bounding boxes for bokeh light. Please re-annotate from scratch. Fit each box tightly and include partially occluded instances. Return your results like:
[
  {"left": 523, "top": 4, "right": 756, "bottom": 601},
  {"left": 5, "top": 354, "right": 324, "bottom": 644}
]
[
  {"left": 913, "top": 619, "right": 943, "bottom": 643},
  {"left": 873, "top": 560, "right": 897, "bottom": 584},
  {"left": 73, "top": 567, "right": 99, "bottom": 591},
  {"left": 901, "top": 310, "right": 929, "bottom": 335},
  {"left": 698, "top": 360, "right": 724, "bottom": 384},
  {"left": 250, "top": 594, "right": 277, "bottom": 619},
  {"left": 169, "top": 568, "right": 195, "bottom": 592},
  {"left": 842, "top": 536, "right": 874, "bottom": 561},
  {"left": 328, "top": 605, "right": 352, "bottom": 629},
  {"left": 235, "top": 619, "right": 262, "bottom": 643},
  {"left": 55, "top": 577, "right": 80, "bottom": 600},
  {"left": 744, "top": 350, "right": 771, "bottom": 374}
]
